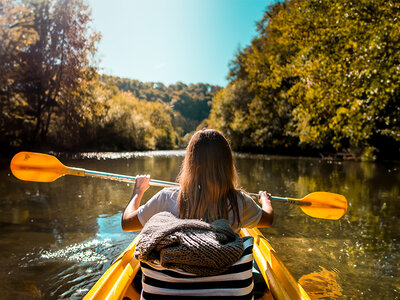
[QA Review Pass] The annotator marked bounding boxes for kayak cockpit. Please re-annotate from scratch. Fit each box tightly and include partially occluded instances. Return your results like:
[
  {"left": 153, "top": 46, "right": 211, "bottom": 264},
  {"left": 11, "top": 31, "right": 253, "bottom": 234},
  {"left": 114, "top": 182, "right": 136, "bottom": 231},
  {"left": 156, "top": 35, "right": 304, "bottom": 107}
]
[{"left": 84, "top": 228, "right": 309, "bottom": 300}]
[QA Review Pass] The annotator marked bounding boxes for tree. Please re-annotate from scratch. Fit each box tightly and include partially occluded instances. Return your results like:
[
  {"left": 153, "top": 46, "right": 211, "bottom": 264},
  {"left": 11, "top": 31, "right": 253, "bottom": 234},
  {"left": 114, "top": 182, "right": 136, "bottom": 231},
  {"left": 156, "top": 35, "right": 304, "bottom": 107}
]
[
  {"left": 208, "top": 0, "right": 400, "bottom": 159},
  {"left": 101, "top": 75, "right": 222, "bottom": 135},
  {"left": 92, "top": 91, "right": 179, "bottom": 151},
  {"left": 0, "top": 0, "right": 101, "bottom": 150},
  {"left": 209, "top": 1, "right": 299, "bottom": 152},
  {"left": 0, "top": 0, "right": 38, "bottom": 148},
  {"left": 285, "top": 0, "right": 400, "bottom": 158}
]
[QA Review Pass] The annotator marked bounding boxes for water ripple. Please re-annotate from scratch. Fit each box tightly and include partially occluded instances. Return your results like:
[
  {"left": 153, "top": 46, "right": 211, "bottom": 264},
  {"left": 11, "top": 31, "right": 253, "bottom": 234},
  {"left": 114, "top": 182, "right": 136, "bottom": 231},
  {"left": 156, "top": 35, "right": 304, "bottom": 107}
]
[{"left": 39, "top": 239, "right": 112, "bottom": 263}]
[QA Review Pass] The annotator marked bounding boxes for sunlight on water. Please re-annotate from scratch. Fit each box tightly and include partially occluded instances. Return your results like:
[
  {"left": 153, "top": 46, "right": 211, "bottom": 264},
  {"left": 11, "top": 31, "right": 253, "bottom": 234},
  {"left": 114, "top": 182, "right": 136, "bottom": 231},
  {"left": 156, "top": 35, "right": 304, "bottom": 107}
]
[
  {"left": 37, "top": 214, "right": 127, "bottom": 263},
  {"left": 39, "top": 239, "right": 112, "bottom": 263},
  {"left": 16, "top": 214, "right": 139, "bottom": 299},
  {"left": 56, "top": 150, "right": 186, "bottom": 160}
]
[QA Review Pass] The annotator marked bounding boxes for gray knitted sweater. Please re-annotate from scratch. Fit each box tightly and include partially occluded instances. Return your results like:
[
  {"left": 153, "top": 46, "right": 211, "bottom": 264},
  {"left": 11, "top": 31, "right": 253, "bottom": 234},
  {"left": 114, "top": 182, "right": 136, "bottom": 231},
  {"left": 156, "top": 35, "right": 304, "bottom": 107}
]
[{"left": 134, "top": 211, "right": 244, "bottom": 276}]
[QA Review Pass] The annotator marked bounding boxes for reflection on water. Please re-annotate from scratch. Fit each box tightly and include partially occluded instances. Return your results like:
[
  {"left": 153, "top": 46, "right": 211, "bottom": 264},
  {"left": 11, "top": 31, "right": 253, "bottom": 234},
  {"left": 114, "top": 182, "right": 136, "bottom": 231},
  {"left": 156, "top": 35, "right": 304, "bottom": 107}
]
[
  {"left": 0, "top": 152, "right": 399, "bottom": 299},
  {"left": 299, "top": 266, "right": 342, "bottom": 299}
]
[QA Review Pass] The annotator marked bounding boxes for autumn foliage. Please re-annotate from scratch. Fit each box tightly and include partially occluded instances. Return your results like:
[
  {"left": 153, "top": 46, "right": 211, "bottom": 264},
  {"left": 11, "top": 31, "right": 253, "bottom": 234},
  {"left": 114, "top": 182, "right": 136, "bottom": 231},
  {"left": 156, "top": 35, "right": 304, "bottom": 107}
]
[
  {"left": 208, "top": 0, "right": 400, "bottom": 160},
  {"left": 2, "top": 0, "right": 400, "bottom": 159},
  {"left": 0, "top": 0, "right": 218, "bottom": 152}
]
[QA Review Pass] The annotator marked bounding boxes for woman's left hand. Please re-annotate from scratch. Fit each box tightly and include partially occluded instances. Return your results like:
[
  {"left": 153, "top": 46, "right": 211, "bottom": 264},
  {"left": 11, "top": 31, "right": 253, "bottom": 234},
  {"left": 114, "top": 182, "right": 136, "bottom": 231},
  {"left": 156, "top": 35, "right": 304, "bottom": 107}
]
[
  {"left": 257, "top": 191, "right": 274, "bottom": 227},
  {"left": 258, "top": 191, "right": 272, "bottom": 207}
]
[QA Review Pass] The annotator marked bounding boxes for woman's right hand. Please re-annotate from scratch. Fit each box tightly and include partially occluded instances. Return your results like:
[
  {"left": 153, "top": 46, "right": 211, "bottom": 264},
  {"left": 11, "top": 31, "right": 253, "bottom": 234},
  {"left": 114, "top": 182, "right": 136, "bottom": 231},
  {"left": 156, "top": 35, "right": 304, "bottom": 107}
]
[
  {"left": 122, "top": 174, "right": 150, "bottom": 232},
  {"left": 133, "top": 174, "right": 151, "bottom": 195}
]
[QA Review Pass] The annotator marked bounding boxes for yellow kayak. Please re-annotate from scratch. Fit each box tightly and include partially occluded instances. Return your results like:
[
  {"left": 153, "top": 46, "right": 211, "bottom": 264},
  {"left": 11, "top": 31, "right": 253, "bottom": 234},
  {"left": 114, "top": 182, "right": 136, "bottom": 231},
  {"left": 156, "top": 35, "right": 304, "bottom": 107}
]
[{"left": 84, "top": 228, "right": 310, "bottom": 300}]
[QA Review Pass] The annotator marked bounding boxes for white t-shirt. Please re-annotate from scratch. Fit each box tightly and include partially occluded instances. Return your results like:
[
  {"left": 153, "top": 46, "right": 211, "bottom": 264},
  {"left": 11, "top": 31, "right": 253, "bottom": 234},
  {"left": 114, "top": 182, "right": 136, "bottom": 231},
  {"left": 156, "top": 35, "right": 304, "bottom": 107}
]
[{"left": 137, "top": 187, "right": 262, "bottom": 233}]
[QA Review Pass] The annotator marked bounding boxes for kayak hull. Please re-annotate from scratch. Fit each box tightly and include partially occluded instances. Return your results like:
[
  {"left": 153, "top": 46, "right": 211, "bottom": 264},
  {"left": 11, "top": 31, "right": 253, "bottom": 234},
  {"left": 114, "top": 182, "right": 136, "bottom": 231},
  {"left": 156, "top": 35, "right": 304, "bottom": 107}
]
[{"left": 84, "top": 228, "right": 310, "bottom": 300}]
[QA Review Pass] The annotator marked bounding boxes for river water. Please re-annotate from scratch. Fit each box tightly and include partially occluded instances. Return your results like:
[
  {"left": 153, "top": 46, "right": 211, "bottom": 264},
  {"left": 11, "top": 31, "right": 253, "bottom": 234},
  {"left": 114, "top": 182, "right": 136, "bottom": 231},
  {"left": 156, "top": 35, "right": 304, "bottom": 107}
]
[{"left": 0, "top": 151, "right": 399, "bottom": 299}]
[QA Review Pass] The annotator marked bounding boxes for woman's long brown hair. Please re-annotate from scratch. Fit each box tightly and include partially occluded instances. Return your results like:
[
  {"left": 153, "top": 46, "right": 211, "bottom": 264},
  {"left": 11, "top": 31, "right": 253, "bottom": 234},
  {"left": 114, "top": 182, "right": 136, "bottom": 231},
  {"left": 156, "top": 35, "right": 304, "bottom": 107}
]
[{"left": 177, "top": 129, "right": 241, "bottom": 225}]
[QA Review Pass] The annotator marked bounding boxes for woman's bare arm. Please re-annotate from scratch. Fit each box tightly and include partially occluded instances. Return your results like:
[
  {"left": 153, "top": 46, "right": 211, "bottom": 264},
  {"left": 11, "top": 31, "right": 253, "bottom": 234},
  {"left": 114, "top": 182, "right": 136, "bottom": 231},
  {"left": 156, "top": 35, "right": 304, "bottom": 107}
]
[{"left": 121, "top": 175, "right": 150, "bottom": 231}]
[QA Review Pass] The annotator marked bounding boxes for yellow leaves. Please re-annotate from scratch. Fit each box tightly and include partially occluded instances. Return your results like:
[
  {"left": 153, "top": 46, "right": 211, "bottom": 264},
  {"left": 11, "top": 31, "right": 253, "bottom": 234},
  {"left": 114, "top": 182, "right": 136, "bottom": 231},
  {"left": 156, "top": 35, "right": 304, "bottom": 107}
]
[
  {"left": 349, "top": 40, "right": 358, "bottom": 50},
  {"left": 102, "top": 89, "right": 178, "bottom": 150},
  {"left": 336, "top": 107, "right": 348, "bottom": 115}
]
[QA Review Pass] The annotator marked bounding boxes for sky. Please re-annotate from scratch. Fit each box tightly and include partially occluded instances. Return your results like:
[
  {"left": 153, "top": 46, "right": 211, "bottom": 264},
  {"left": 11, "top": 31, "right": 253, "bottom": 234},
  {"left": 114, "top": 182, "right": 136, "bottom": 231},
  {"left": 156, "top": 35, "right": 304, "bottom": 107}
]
[{"left": 87, "top": 0, "right": 274, "bottom": 87}]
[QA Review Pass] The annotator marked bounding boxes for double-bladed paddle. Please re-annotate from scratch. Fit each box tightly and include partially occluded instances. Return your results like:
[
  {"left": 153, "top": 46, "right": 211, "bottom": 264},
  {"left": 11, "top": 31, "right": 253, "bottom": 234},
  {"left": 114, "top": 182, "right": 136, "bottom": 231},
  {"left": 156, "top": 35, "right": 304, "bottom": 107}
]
[{"left": 10, "top": 151, "right": 347, "bottom": 220}]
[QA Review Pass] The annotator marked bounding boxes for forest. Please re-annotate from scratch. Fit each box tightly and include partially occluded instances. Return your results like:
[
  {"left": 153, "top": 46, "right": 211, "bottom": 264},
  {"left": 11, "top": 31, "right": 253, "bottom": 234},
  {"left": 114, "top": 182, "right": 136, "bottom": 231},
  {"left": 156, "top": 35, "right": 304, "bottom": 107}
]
[
  {"left": 1, "top": 0, "right": 400, "bottom": 160},
  {"left": 207, "top": 0, "right": 400, "bottom": 160},
  {"left": 0, "top": 0, "right": 218, "bottom": 152}
]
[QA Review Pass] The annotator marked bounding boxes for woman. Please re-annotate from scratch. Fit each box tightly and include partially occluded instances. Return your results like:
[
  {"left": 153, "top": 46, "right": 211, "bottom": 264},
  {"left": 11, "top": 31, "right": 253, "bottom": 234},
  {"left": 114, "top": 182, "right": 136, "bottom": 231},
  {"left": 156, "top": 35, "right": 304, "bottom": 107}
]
[{"left": 121, "top": 129, "right": 273, "bottom": 232}]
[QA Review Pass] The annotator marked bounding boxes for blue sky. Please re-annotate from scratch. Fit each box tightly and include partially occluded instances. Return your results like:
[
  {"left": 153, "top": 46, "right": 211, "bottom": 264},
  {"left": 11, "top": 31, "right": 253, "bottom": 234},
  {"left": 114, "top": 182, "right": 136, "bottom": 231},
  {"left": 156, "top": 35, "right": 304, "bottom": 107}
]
[{"left": 88, "top": 0, "right": 274, "bottom": 87}]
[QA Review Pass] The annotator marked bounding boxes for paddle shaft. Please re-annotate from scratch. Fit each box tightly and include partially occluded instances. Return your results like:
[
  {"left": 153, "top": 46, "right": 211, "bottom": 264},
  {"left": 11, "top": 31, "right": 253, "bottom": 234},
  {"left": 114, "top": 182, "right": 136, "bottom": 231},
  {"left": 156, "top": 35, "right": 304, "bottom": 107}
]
[
  {"left": 248, "top": 193, "right": 311, "bottom": 206},
  {"left": 84, "top": 169, "right": 179, "bottom": 188},
  {"left": 70, "top": 166, "right": 309, "bottom": 206},
  {"left": 11, "top": 151, "right": 347, "bottom": 219}
]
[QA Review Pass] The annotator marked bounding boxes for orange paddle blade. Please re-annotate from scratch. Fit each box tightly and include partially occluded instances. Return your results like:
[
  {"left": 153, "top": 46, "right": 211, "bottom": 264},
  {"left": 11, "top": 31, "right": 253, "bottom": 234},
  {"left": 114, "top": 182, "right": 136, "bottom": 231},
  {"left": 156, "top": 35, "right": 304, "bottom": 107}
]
[
  {"left": 298, "top": 192, "right": 348, "bottom": 220},
  {"left": 10, "top": 152, "right": 69, "bottom": 182}
]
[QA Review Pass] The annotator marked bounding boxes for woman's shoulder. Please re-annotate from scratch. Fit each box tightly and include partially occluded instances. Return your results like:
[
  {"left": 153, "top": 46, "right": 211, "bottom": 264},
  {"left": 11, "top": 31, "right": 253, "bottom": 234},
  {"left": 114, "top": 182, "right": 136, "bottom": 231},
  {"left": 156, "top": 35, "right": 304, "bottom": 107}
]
[
  {"left": 236, "top": 189, "right": 254, "bottom": 201},
  {"left": 157, "top": 186, "right": 180, "bottom": 200},
  {"left": 235, "top": 189, "right": 261, "bottom": 210}
]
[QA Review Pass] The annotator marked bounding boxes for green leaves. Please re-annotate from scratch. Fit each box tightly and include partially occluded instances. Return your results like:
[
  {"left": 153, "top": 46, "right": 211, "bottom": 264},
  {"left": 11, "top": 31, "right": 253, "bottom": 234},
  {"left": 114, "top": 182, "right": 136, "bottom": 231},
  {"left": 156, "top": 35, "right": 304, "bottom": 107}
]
[{"left": 208, "top": 0, "right": 400, "bottom": 160}]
